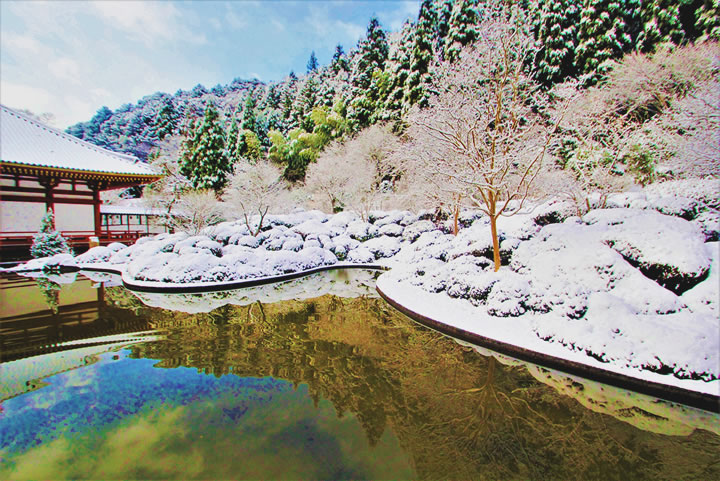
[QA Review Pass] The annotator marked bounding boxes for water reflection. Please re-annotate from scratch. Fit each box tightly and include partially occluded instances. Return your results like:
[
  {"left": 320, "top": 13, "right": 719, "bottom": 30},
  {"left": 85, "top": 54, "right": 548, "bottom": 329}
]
[{"left": 1, "top": 272, "right": 719, "bottom": 480}]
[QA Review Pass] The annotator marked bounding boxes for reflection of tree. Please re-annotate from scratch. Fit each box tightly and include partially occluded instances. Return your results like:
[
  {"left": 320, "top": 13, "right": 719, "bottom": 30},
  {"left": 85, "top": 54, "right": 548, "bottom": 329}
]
[
  {"left": 36, "top": 278, "right": 61, "bottom": 313},
  {"left": 128, "top": 294, "right": 720, "bottom": 481}
]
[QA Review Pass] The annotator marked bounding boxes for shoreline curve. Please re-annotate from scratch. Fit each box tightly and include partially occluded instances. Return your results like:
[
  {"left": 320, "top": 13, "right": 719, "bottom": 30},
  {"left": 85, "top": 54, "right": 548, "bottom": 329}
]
[{"left": 375, "top": 281, "right": 720, "bottom": 414}]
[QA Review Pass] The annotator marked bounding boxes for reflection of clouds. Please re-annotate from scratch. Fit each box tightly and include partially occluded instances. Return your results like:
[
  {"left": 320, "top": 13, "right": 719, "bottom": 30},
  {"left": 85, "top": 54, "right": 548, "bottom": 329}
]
[{"left": 2, "top": 389, "right": 412, "bottom": 480}]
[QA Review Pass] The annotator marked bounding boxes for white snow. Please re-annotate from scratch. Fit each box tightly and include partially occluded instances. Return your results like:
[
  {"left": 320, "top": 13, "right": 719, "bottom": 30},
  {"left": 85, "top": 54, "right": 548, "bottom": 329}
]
[{"left": 9, "top": 198, "right": 719, "bottom": 398}]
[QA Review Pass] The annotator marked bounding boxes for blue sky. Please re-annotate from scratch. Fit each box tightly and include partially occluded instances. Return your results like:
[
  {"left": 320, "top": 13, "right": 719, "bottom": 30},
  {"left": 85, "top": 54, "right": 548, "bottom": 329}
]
[{"left": 0, "top": 1, "right": 420, "bottom": 128}]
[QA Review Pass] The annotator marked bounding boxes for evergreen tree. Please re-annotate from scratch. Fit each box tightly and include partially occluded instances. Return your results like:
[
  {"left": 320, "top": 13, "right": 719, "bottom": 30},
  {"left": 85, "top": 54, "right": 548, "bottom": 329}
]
[
  {"left": 531, "top": 0, "right": 581, "bottom": 86},
  {"left": 696, "top": 0, "right": 719, "bottom": 41},
  {"left": 180, "top": 103, "right": 230, "bottom": 190},
  {"left": 435, "top": 0, "right": 454, "bottom": 58},
  {"left": 30, "top": 209, "right": 71, "bottom": 259},
  {"left": 351, "top": 16, "right": 390, "bottom": 90},
  {"left": 307, "top": 51, "right": 319, "bottom": 73},
  {"left": 637, "top": 0, "right": 686, "bottom": 52},
  {"left": 331, "top": 44, "right": 348, "bottom": 73},
  {"left": 576, "top": 0, "right": 641, "bottom": 84},
  {"left": 405, "top": 0, "right": 436, "bottom": 107},
  {"left": 154, "top": 98, "right": 178, "bottom": 140},
  {"left": 445, "top": 0, "right": 479, "bottom": 62},
  {"left": 226, "top": 117, "right": 240, "bottom": 163},
  {"left": 241, "top": 93, "right": 257, "bottom": 132},
  {"left": 349, "top": 16, "right": 390, "bottom": 129},
  {"left": 383, "top": 24, "right": 414, "bottom": 116}
]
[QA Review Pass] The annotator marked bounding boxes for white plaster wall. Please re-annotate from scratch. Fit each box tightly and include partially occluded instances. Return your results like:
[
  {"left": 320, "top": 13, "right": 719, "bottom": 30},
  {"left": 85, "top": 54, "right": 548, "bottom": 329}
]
[
  {"left": 55, "top": 204, "right": 94, "bottom": 231},
  {"left": 0, "top": 201, "right": 47, "bottom": 232}
]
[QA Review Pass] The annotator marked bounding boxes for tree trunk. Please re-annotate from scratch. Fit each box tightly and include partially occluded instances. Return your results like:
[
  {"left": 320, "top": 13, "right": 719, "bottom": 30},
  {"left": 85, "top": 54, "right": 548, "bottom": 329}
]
[
  {"left": 490, "top": 214, "right": 501, "bottom": 272},
  {"left": 453, "top": 203, "right": 460, "bottom": 236}
]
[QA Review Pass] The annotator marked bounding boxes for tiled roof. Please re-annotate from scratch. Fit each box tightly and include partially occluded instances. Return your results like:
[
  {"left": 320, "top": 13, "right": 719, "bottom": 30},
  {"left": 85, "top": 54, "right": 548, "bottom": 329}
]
[{"left": 0, "top": 104, "right": 157, "bottom": 176}]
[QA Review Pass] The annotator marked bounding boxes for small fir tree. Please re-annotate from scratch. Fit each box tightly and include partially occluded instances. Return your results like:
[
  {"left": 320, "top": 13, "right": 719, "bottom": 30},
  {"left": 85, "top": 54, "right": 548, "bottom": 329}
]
[
  {"left": 31, "top": 209, "right": 72, "bottom": 258},
  {"left": 180, "top": 103, "right": 231, "bottom": 190},
  {"left": 331, "top": 44, "right": 349, "bottom": 73},
  {"left": 307, "top": 51, "right": 319, "bottom": 73}
]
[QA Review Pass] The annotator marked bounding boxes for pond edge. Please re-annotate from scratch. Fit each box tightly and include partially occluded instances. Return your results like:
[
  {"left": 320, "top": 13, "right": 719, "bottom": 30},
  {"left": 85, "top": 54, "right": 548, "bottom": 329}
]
[{"left": 375, "top": 281, "right": 720, "bottom": 414}]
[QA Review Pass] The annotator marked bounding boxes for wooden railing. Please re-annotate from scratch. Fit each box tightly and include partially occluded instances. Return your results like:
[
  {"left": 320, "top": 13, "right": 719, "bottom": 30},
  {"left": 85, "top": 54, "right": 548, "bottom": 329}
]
[{"left": 0, "top": 230, "right": 148, "bottom": 257}]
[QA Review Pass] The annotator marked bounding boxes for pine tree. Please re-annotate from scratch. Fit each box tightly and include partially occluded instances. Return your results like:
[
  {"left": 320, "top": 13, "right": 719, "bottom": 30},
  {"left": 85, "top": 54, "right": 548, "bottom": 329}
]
[
  {"left": 154, "top": 98, "right": 178, "bottom": 140},
  {"left": 331, "top": 44, "right": 349, "bottom": 73},
  {"left": 435, "top": 0, "right": 454, "bottom": 59},
  {"left": 383, "top": 24, "right": 414, "bottom": 116},
  {"left": 226, "top": 117, "right": 240, "bottom": 163},
  {"left": 241, "top": 93, "right": 257, "bottom": 132},
  {"left": 180, "top": 103, "right": 230, "bottom": 190},
  {"left": 405, "top": 0, "right": 436, "bottom": 107},
  {"left": 445, "top": 0, "right": 479, "bottom": 62},
  {"left": 696, "top": 0, "right": 720, "bottom": 41},
  {"left": 31, "top": 209, "right": 71, "bottom": 258},
  {"left": 637, "top": 0, "right": 686, "bottom": 52},
  {"left": 307, "top": 51, "right": 319, "bottom": 73},
  {"left": 576, "top": 0, "right": 641, "bottom": 84},
  {"left": 351, "top": 16, "right": 390, "bottom": 90},
  {"left": 531, "top": 0, "right": 581, "bottom": 86},
  {"left": 349, "top": 16, "right": 390, "bottom": 129}
]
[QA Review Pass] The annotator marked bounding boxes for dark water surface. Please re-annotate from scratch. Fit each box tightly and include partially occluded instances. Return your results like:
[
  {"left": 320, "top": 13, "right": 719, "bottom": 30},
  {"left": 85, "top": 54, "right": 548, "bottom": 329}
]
[{"left": 0, "top": 271, "right": 718, "bottom": 481}]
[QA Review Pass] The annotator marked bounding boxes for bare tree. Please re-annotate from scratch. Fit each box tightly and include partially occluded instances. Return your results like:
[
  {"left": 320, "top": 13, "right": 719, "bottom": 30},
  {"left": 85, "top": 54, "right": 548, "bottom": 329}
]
[
  {"left": 404, "top": 18, "right": 564, "bottom": 271},
  {"left": 304, "top": 124, "right": 400, "bottom": 218},
  {"left": 222, "top": 160, "right": 288, "bottom": 236},
  {"left": 167, "top": 190, "right": 224, "bottom": 235}
]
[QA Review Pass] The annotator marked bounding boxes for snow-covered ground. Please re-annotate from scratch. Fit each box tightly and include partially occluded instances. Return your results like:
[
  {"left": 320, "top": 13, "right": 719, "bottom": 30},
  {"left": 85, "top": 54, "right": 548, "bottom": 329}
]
[{"left": 5, "top": 189, "right": 719, "bottom": 396}]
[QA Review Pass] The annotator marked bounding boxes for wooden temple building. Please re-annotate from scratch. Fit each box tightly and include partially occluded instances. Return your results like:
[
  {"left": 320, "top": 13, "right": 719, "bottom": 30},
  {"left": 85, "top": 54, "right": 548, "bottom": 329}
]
[{"left": 0, "top": 104, "right": 162, "bottom": 259}]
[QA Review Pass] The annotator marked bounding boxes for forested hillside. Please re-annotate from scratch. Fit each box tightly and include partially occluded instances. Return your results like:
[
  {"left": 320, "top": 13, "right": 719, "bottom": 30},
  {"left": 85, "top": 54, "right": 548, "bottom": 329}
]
[{"left": 65, "top": 0, "right": 718, "bottom": 202}]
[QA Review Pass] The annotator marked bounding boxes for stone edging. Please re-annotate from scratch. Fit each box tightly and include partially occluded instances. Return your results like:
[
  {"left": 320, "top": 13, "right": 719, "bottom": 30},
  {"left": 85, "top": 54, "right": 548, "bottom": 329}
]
[
  {"left": 120, "top": 263, "right": 388, "bottom": 293},
  {"left": 375, "top": 283, "right": 720, "bottom": 414}
]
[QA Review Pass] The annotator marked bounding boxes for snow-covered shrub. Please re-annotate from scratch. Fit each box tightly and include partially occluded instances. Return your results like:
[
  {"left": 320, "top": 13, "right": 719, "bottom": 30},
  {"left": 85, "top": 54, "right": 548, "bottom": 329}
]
[
  {"left": 378, "top": 223, "right": 404, "bottom": 237},
  {"left": 346, "top": 220, "right": 378, "bottom": 241},
  {"left": 401, "top": 220, "right": 436, "bottom": 242},
  {"left": 361, "top": 236, "right": 402, "bottom": 259},
  {"left": 584, "top": 209, "right": 712, "bottom": 293},
  {"left": 347, "top": 246, "right": 375, "bottom": 264},
  {"left": 75, "top": 246, "right": 114, "bottom": 264}
]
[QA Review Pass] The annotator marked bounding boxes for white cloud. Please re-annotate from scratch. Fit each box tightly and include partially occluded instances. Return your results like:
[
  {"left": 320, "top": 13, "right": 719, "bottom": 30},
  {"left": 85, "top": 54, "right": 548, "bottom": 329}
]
[
  {"left": 1, "top": 32, "right": 43, "bottom": 54},
  {"left": 48, "top": 58, "right": 82, "bottom": 84},
  {"left": 0, "top": 81, "right": 53, "bottom": 115},
  {"left": 225, "top": 3, "right": 247, "bottom": 29},
  {"left": 271, "top": 18, "right": 286, "bottom": 32},
  {"left": 90, "top": 1, "right": 206, "bottom": 46},
  {"left": 387, "top": 1, "right": 421, "bottom": 31}
]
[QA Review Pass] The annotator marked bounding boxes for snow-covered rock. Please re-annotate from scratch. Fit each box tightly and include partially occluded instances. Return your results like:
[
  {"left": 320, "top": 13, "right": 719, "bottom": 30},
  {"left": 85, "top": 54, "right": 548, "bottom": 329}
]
[{"left": 681, "top": 242, "right": 719, "bottom": 317}]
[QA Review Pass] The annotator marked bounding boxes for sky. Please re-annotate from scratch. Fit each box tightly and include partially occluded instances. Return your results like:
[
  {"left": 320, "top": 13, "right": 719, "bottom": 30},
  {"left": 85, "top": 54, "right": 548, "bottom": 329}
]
[{"left": 0, "top": 0, "right": 421, "bottom": 129}]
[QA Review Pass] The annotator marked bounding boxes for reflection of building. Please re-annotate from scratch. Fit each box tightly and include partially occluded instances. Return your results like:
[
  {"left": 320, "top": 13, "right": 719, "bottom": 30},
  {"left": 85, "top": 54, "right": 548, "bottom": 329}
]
[
  {"left": 0, "top": 105, "right": 161, "bottom": 258},
  {"left": 0, "top": 274, "right": 151, "bottom": 362}
]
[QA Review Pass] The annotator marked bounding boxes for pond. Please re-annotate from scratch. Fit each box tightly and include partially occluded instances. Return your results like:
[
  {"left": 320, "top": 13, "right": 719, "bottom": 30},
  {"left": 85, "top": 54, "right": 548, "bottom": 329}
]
[{"left": 1, "top": 270, "right": 718, "bottom": 481}]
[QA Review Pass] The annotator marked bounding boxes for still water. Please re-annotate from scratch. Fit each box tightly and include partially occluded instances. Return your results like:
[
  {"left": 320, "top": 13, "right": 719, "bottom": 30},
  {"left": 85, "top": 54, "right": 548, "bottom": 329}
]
[{"left": 0, "top": 271, "right": 718, "bottom": 480}]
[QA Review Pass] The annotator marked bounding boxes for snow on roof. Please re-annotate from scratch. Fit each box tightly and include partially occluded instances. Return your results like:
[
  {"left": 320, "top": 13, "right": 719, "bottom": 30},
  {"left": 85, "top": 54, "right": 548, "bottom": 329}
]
[{"left": 0, "top": 104, "right": 157, "bottom": 177}]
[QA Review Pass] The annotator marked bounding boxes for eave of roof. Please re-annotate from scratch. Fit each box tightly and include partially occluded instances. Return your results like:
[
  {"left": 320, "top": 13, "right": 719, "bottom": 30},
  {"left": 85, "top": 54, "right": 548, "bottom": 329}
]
[{"left": 0, "top": 104, "right": 159, "bottom": 177}]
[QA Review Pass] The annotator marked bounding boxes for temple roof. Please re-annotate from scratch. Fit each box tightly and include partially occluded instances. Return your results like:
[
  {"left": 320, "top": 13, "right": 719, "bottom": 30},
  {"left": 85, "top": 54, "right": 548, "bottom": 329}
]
[{"left": 0, "top": 104, "right": 158, "bottom": 178}]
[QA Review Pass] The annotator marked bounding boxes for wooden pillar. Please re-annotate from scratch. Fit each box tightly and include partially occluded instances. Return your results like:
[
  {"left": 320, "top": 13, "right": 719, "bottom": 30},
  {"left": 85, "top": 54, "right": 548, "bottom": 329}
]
[
  {"left": 39, "top": 177, "right": 60, "bottom": 225},
  {"left": 87, "top": 180, "right": 107, "bottom": 238}
]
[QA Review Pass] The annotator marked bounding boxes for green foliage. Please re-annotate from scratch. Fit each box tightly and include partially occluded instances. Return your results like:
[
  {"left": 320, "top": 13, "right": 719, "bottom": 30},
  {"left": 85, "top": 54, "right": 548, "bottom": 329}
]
[
  {"left": 576, "top": 0, "right": 641, "bottom": 85},
  {"left": 30, "top": 209, "right": 72, "bottom": 259},
  {"left": 531, "top": 0, "right": 581, "bottom": 85},
  {"left": 154, "top": 98, "right": 178, "bottom": 140},
  {"left": 637, "top": 0, "right": 687, "bottom": 52},
  {"left": 444, "top": 0, "right": 479, "bottom": 62},
  {"left": 405, "top": 0, "right": 436, "bottom": 107},
  {"left": 696, "top": 0, "right": 720, "bottom": 41},
  {"left": 622, "top": 144, "right": 658, "bottom": 186},
  {"left": 331, "top": 44, "right": 349, "bottom": 73},
  {"left": 180, "top": 104, "right": 231, "bottom": 190}
]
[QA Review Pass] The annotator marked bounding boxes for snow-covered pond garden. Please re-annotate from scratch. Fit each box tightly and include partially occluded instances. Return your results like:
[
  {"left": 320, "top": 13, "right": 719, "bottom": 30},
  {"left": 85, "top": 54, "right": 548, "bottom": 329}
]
[
  {"left": 1, "top": 268, "right": 718, "bottom": 479},
  {"left": 9, "top": 189, "right": 719, "bottom": 405}
]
